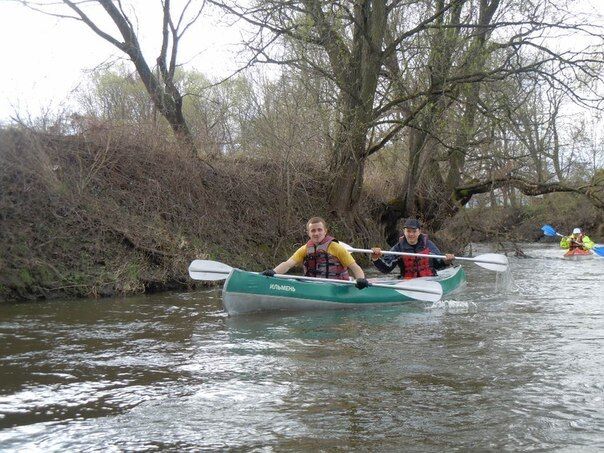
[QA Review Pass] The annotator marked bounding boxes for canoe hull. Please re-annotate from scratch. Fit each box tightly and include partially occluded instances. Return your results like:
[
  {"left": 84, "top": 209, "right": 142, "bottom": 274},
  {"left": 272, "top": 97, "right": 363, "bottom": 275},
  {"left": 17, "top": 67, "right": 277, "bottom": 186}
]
[
  {"left": 222, "top": 266, "right": 466, "bottom": 315},
  {"left": 562, "top": 249, "right": 593, "bottom": 260}
]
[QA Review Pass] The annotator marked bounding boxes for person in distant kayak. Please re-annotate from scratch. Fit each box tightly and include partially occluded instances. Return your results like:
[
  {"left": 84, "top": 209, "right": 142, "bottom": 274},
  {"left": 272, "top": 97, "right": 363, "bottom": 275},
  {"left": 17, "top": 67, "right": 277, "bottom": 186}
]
[
  {"left": 560, "top": 228, "right": 595, "bottom": 251},
  {"left": 370, "top": 218, "right": 455, "bottom": 279},
  {"left": 261, "top": 216, "right": 369, "bottom": 289}
]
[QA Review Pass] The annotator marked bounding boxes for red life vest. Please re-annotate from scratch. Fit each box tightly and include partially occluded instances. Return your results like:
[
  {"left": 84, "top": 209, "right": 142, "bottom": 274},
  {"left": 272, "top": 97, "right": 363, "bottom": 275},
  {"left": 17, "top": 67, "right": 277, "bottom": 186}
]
[
  {"left": 401, "top": 234, "right": 437, "bottom": 279},
  {"left": 303, "top": 236, "right": 350, "bottom": 280}
]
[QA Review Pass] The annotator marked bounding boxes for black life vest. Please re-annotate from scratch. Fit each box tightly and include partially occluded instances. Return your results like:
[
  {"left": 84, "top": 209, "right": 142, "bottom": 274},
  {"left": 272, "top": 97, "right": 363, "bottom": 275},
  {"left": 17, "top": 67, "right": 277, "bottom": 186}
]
[{"left": 303, "top": 236, "right": 350, "bottom": 280}]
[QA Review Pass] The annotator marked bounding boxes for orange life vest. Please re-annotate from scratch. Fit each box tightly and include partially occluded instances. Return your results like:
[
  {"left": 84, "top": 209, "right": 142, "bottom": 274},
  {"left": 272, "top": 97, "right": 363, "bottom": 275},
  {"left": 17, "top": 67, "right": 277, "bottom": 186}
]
[
  {"left": 401, "top": 234, "right": 437, "bottom": 279},
  {"left": 569, "top": 233, "right": 586, "bottom": 251}
]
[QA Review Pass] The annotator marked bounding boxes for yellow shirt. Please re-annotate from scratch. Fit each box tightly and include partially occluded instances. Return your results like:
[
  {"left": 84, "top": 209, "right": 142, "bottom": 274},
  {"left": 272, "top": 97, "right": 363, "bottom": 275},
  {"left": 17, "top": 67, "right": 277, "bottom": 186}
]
[{"left": 289, "top": 241, "right": 356, "bottom": 268}]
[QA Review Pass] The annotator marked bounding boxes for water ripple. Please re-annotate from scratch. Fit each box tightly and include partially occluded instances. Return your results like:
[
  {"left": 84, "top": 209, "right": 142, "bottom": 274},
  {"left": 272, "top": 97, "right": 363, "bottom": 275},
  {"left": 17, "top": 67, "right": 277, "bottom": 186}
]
[{"left": 0, "top": 244, "right": 602, "bottom": 450}]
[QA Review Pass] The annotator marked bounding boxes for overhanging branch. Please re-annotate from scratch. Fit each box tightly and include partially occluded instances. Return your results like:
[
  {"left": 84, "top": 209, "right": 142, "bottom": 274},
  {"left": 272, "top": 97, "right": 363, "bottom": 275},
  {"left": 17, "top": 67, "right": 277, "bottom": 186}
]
[{"left": 454, "top": 176, "right": 604, "bottom": 208}]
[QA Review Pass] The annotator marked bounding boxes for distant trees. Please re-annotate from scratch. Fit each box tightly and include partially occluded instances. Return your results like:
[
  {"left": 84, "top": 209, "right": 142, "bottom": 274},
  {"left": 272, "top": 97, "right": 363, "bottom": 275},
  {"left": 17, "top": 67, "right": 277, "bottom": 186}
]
[
  {"left": 77, "top": 67, "right": 156, "bottom": 123},
  {"left": 210, "top": 0, "right": 391, "bottom": 212},
  {"left": 76, "top": 65, "right": 262, "bottom": 158}
]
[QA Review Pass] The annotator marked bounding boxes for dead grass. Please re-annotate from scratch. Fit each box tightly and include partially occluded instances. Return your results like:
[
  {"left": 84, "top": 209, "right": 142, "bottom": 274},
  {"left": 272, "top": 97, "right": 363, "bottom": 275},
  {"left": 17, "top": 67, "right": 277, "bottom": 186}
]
[{"left": 0, "top": 124, "right": 383, "bottom": 301}]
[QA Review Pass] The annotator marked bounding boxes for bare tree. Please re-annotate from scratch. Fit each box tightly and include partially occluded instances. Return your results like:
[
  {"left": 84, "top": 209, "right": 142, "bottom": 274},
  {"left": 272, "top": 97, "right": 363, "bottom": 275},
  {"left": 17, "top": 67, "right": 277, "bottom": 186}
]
[
  {"left": 209, "top": 0, "right": 397, "bottom": 213},
  {"left": 16, "top": 0, "right": 208, "bottom": 158},
  {"left": 373, "top": 0, "right": 604, "bottom": 240}
]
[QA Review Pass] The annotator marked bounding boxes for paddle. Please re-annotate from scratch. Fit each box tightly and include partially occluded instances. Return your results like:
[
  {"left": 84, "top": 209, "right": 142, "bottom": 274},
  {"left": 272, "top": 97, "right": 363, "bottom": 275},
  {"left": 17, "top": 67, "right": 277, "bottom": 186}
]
[
  {"left": 541, "top": 224, "right": 564, "bottom": 238},
  {"left": 188, "top": 259, "right": 443, "bottom": 302},
  {"left": 188, "top": 259, "right": 233, "bottom": 281},
  {"left": 340, "top": 243, "right": 509, "bottom": 272},
  {"left": 541, "top": 224, "right": 602, "bottom": 255}
]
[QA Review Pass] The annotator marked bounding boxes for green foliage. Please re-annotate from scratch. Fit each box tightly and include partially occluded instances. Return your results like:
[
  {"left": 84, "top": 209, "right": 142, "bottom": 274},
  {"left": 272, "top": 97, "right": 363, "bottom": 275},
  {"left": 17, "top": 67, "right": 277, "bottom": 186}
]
[
  {"left": 79, "top": 64, "right": 153, "bottom": 122},
  {"left": 18, "top": 268, "right": 33, "bottom": 285},
  {"left": 75, "top": 65, "right": 271, "bottom": 157},
  {"left": 126, "top": 262, "right": 141, "bottom": 280}
]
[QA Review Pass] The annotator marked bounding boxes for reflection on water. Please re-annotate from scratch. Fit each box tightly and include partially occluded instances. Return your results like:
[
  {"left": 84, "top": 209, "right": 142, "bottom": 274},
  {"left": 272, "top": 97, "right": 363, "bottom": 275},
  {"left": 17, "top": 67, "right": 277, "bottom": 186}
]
[{"left": 1, "top": 245, "right": 603, "bottom": 451}]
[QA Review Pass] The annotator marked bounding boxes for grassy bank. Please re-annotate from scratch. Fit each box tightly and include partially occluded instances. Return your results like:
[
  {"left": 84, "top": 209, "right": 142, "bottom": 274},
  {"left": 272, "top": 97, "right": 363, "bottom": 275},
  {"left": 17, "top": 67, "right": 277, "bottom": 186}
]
[{"left": 0, "top": 126, "right": 383, "bottom": 301}]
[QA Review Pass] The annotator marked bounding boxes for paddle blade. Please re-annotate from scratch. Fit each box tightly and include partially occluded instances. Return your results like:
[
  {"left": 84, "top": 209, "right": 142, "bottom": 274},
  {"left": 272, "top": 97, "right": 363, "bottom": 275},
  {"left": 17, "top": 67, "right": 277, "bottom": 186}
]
[
  {"left": 473, "top": 253, "right": 509, "bottom": 272},
  {"left": 593, "top": 245, "right": 604, "bottom": 257},
  {"left": 541, "top": 224, "right": 558, "bottom": 237},
  {"left": 393, "top": 279, "right": 443, "bottom": 303},
  {"left": 188, "top": 260, "right": 233, "bottom": 281}
]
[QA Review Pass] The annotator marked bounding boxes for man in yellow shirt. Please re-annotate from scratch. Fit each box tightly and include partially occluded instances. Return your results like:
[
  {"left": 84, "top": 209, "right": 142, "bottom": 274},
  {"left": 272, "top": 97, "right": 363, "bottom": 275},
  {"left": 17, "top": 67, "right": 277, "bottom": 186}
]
[{"left": 262, "top": 216, "right": 369, "bottom": 289}]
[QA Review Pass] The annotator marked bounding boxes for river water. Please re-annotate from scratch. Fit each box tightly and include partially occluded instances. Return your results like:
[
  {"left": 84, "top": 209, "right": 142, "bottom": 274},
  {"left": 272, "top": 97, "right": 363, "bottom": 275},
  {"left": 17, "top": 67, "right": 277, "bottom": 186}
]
[{"left": 1, "top": 244, "right": 602, "bottom": 451}]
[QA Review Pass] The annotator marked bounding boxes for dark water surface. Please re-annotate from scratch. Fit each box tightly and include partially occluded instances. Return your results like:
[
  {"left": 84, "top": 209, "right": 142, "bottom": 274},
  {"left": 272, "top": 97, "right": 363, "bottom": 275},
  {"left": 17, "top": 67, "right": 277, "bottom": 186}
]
[{"left": 1, "top": 245, "right": 603, "bottom": 451}]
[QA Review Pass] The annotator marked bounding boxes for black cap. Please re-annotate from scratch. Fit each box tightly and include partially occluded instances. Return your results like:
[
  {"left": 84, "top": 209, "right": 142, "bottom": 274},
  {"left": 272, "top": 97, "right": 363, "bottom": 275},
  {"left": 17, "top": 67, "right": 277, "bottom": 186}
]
[{"left": 403, "top": 218, "right": 421, "bottom": 229}]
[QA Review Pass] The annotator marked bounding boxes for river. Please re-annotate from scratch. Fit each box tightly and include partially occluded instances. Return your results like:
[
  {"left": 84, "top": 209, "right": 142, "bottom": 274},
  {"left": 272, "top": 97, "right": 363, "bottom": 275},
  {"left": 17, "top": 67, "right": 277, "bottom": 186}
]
[{"left": 1, "top": 244, "right": 603, "bottom": 451}]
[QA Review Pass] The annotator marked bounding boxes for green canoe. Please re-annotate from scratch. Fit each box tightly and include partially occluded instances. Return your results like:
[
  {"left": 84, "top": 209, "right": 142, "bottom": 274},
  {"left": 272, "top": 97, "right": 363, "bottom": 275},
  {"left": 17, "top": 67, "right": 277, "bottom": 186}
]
[{"left": 222, "top": 266, "right": 466, "bottom": 315}]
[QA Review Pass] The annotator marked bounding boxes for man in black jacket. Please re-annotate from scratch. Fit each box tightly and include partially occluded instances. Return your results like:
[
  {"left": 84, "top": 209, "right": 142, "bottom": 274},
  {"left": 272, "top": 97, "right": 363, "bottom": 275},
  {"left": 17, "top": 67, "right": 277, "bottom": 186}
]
[{"left": 371, "top": 218, "right": 454, "bottom": 279}]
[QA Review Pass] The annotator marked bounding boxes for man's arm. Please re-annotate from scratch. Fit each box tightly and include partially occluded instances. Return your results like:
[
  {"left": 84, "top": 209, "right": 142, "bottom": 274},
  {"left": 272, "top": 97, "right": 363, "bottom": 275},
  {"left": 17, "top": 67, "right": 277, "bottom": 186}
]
[
  {"left": 347, "top": 262, "right": 365, "bottom": 279},
  {"left": 329, "top": 243, "right": 365, "bottom": 279},
  {"left": 373, "top": 256, "right": 400, "bottom": 274},
  {"left": 266, "top": 246, "right": 306, "bottom": 274},
  {"left": 371, "top": 244, "right": 403, "bottom": 274},
  {"left": 583, "top": 235, "right": 595, "bottom": 250},
  {"left": 328, "top": 242, "right": 368, "bottom": 288},
  {"left": 427, "top": 241, "right": 454, "bottom": 270},
  {"left": 273, "top": 258, "right": 298, "bottom": 274}
]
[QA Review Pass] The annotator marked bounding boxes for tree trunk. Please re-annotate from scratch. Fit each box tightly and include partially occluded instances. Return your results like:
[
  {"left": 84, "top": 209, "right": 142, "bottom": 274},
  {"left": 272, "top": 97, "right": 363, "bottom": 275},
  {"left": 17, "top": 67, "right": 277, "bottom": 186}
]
[
  {"left": 328, "top": 130, "right": 367, "bottom": 214},
  {"left": 327, "top": 89, "right": 374, "bottom": 213},
  {"left": 380, "top": 0, "right": 501, "bottom": 237},
  {"left": 316, "top": 0, "right": 387, "bottom": 214}
]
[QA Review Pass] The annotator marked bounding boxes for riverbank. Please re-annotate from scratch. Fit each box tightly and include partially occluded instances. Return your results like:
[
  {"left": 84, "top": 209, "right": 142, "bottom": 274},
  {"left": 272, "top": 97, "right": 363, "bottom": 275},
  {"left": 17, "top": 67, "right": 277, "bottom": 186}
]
[
  {"left": 1, "top": 127, "right": 601, "bottom": 302},
  {"left": 0, "top": 126, "right": 379, "bottom": 301}
]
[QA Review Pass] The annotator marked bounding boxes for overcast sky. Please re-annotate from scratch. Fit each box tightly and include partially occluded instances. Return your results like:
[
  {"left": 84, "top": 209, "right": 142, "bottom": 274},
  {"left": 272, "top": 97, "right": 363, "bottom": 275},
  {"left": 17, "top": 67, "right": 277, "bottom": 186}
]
[
  {"left": 0, "top": 1, "right": 244, "bottom": 122},
  {"left": 0, "top": 0, "right": 603, "bottom": 124}
]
